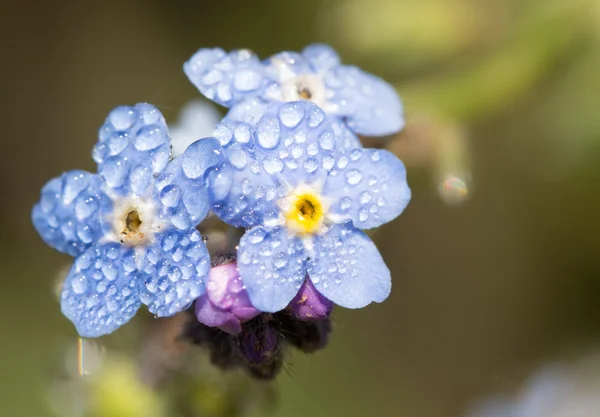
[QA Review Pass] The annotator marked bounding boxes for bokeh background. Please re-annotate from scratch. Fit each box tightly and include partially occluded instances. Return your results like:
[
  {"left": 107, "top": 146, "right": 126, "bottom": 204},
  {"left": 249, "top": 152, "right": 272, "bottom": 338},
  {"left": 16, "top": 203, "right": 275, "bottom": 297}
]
[{"left": 3, "top": 1, "right": 600, "bottom": 416}]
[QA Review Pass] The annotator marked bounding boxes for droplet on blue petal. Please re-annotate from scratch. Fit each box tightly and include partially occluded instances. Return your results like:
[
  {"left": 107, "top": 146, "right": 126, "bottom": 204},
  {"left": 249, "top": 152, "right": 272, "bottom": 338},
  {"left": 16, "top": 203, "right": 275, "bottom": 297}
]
[
  {"left": 337, "top": 156, "right": 348, "bottom": 169},
  {"left": 234, "top": 123, "right": 250, "bottom": 143},
  {"left": 213, "top": 124, "right": 233, "bottom": 146},
  {"left": 256, "top": 115, "right": 280, "bottom": 149},
  {"left": 160, "top": 185, "right": 181, "bottom": 207},
  {"left": 182, "top": 139, "right": 222, "bottom": 179},
  {"left": 108, "top": 106, "right": 138, "bottom": 131},
  {"left": 304, "top": 158, "right": 319, "bottom": 173},
  {"left": 63, "top": 173, "right": 89, "bottom": 205},
  {"left": 350, "top": 149, "right": 363, "bottom": 161},
  {"left": 101, "top": 158, "right": 128, "bottom": 189},
  {"left": 208, "top": 168, "right": 232, "bottom": 201},
  {"left": 278, "top": 102, "right": 304, "bottom": 128},
  {"left": 263, "top": 210, "right": 281, "bottom": 228},
  {"left": 307, "top": 142, "right": 319, "bottom": 156},
  {"left": 360, "top": 191, "right": 372, "bottom": 204},
  {"left": 107, "top": 133, "right": 128, "bottom": 155},
  {"left": 233, "top": 69, "right": 262, "bottom": 91},
  {"left": 263, "top": 154, "right": 284, "bottom": 174},
  {"left": 71, "top": 274, "right": 88, "bottom": 295},
  {"left": 322, "top": 155, "right": 335, "bottom": 170},
  {"left": 217, "top": 83, "right": 233, "bottom": 103},
  {"left": 346, "top": 169, "right": 363, "bottom": 185},
  {"left": 76, "top": 224, "right": 93, "bottom": 243},
  {"left": 308, "top": 106, "right": 325, "bottom": 128},
  {"left": 340, "top": 197, "right": 352, "bottom": 211},
  {"left": 129, "top": 165, "right": 152, "bottom": 196},
  {"left": 135, "top": 125, "right": 167, "bottom": 151},
  {"left": 248, "top": 229, "right": 267, "bottom": 244},
  {"left": 228, "top": 147, "right": 247, "bottom": 170},
  {"left": 319, "top": 130, "right": 335, "bottom": 150}
]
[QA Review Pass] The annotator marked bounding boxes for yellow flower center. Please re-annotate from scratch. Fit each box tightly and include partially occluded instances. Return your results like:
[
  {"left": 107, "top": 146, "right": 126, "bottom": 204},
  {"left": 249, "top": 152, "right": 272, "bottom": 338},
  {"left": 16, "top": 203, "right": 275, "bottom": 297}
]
[{"left": 285, "top": 192, "right": 325, "bottom": 235}]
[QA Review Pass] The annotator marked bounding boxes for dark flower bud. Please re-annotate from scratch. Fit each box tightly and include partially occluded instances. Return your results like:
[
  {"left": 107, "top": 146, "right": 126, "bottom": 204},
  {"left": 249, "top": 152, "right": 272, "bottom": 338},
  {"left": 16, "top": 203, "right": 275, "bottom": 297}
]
[
  {"left": 239, "top": 317, "right": 283, "bottom": 380},
  {"left": 276, "top": 311, "right": 332, "bottom": 353}
]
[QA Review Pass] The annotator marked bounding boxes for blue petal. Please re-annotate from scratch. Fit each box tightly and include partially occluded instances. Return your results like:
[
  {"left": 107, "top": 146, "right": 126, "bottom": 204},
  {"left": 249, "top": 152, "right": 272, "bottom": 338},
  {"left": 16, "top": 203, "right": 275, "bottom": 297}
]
[
  {"left": 307, "top": 224, "right": 391, "bottom": 308},
  {"left": 302, "top": 44, "right": 341, "bottom": 72},
  {"left": 137, "top": 229, "right": 210, "bottom": 316},
  {"left": 60, "top": 243, "right": 142, "bottom": 337},
  {"left": 32, "top": 171, "right": 111, "bottom": 257},
  {"left": 155, "top": 138, "right": 223, "bottom": 230},
  {"left": 207, "top": 132, "right": 283, "bottom": 227},
  {"left": 325, "top": 66, "right": 405, "bottom": 136},
  {"left": 184, "top": 48, "right": 266, "bottom": 108},
  {"left": 94, "top": 103, "right": 171, "bottom": 196},
  {"left": 331, "top": 117, "right": 362, "bottom": 150},
  {"left": 209, "top": 101, "right": 339, "bottom": 228},
  {"left": 237, "top": 226, "right": 308, "bottom": 312},
  {"left": 323, "top": 148, "right": 410, "bottom": 229},
  {"left": 252, "top": 101, "right": 337, "bottom": 186}
]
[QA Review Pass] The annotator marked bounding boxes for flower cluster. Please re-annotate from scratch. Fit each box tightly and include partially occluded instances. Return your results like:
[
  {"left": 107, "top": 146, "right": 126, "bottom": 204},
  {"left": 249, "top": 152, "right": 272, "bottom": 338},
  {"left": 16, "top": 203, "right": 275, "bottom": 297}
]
[{"left": 33, "top": 44, "right": 411, "bottom": 372}]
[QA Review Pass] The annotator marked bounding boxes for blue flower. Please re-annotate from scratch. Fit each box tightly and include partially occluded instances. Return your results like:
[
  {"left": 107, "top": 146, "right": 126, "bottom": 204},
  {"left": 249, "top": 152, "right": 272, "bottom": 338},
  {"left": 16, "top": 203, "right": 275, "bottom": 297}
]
[
  {"left": 184, "top": 44, "right": 404, "bottom": 138},
  {"left": 207, "top": 101, "right": 411, "bottom": 311},
  {"left": 32, "top": 103, "right": 223, "bottom": 337}
]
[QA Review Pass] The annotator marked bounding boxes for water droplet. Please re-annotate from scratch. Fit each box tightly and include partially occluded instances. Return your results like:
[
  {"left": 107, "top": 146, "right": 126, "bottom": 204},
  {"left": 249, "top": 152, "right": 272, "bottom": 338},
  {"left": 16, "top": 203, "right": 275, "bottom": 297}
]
[
  {"left": 228, "top": 147, "right": 247, "bottom": 169},
  {"left": 322, "top": 155, "right": 335, "bottom": 170},
  {"left": 71, "top": 274, "right": 88, "bottom": 294},
  {"left": 340, "top": 197, "right": 352, "bottom": 211},
  {"left": 160, "top": 185, "right": 181, "bottom": 207},
  {"left": 263, "top": 154, "right": 284, "bottom": 174},
  {"left": 350, "top": 149, "right": 363, "bottom": 161},
  {"left": 337, "top": 156, "right": 349, "bottom": 169},
  {"left": 234, "top": 123, "right": 250, "bottom": 143},
  {"left": 346, "top": 169, "right": 363, "bottom": 185},
  {"left": 278, "top": 102, "right": 304, "bottom": 128},
  {"left": 360, "top": 191, "right": 372, "bottom": 204},
  {"left": 358, "top": 208, "right": 369, "bottom": 222},
  {"left": 233, "top": 69, "right": 262, "bottom": 91},
  {"left": 273, "top": 253, "right": 288, "bottom": 269},
  {"left": 63, "top": 173, "right": 89, "bottom": 204},
  {"left": 256, "top": 115, "right": 280, "bottom": 149},
  {"left": 135, "top": 125, "right": 167, "bottom": 151},
  {"left": 304, "top": 158, "right": 319, "bottom": 173}
]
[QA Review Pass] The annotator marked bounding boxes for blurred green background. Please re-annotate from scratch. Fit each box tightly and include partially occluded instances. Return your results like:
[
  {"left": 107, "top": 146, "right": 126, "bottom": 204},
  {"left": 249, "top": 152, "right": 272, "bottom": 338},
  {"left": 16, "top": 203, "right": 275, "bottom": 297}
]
[{"left": 2, "top": 0, "right": 600, "bottom": 416}]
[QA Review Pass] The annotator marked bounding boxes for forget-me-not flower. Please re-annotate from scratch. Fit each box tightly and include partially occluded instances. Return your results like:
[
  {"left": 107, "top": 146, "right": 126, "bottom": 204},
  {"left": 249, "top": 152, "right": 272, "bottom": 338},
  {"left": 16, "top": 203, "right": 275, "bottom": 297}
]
[
  {"left": 184, "top": 44, "right": 404, "bottom": 139},
  {"left": 206, "top": 100, "right": 410, "bottom": 312},
  {"left": 32, "top": 103, "right": 223, "bottom": 337}
]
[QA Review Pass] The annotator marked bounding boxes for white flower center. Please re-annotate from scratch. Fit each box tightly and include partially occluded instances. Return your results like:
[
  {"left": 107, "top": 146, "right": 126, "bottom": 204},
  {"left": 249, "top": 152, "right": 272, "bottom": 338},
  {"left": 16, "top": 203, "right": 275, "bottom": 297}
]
[
  {"left": 107, "top": 195, "right": 164, "bottom": 246},
  {"left": 281, "top": 74, "right": 327, "bottom": 108}
]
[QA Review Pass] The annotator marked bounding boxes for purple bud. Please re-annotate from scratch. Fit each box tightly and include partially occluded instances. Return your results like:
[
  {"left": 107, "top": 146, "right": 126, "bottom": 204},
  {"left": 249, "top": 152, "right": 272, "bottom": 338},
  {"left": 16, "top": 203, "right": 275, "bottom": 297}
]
[
  {"left": 195, "top": 262, "right": 260, "bottom": 335},
  {"left": 289, "top": 279, "right": 333, "bottom": 321}
]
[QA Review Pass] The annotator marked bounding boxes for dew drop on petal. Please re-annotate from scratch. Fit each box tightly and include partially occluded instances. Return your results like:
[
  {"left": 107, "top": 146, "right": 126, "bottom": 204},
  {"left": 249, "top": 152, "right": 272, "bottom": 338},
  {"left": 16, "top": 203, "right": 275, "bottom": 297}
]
[
  {"left": 256, "top": 115, "right": 280, "bottom": 149},
  {"left": 346, "top": 169, "right": 363, "bottom": 185},
  {"left": 278, "top": 102, "right": 304, "bottom": 128},
  {"left": 263, "top": 154, "right": 284, "bottom": 174}
]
